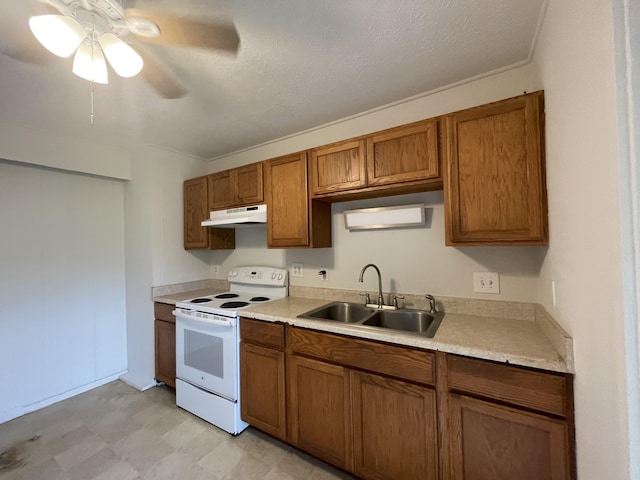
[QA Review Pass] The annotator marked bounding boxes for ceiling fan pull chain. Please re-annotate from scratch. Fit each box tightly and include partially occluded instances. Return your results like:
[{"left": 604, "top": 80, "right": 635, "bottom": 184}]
[
  {"left": 90, "top": 29, "right": 95, "bottom": 126},
  {"left": 90, "top": 81, "right": 95, "bottom": 126}
]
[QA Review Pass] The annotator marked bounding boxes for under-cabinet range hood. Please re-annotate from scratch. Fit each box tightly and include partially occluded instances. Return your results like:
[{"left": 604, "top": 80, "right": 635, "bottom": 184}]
[{"left": 201, "top": 204, "right": 267, "bottom": 227}]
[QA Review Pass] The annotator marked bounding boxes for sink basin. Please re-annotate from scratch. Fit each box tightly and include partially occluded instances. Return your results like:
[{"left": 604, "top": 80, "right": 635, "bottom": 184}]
[
  {"left": 362, "top": 309, "right": 443, "bottom": 337},
  {"left": 297, "top": 301, "right": 444, "bottom": 337},
  {"left": 297, "top": 302, "right": 376, "bottom": 323}
]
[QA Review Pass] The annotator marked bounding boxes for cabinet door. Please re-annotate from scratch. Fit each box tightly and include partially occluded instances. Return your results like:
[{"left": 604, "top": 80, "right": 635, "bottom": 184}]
[
  {"left": 208, "top": 170, "right": 235, "bottom": 210},
  {"left": 310, "top": 139, "right": 367, "bottom": 195},
  {"left": 265, "top": 152, "right": 310, "bottom": 247},
  {"left": 154, "top": 319, "right": 175, "bottom": 388},
  {"left": 449, "top": 394, "right": 570, "bottom": 480},
  {"left": 366, "top": 119, "right": 440, "bottom": 186},
  {"left": 184, "top": 176, "right": 235, "bottom": 250},
  {"left": 351, "top": 371, "right": 437, "bottom": 480},
  {"left": 287, "top": 355, "right": 352, "bottom": 470},
  {"left": 235, "top": 162, "right": 264, "bottom": 205},
  {"left": 240, "top": 342, "right": 286, "bottom": 440},
  {"left": 444, "top": 91, "right": 548, "bottom": 245},
  {"left": 184, "top": 176, "right": 211, "bottom": 249}
]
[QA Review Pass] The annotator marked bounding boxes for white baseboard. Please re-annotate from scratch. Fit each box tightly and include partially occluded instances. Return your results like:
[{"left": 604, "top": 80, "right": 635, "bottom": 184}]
[
  {"left": 118, "top": 371, "right": 158, "bottom": 391},
  {"left": 0, "top": 370, "right": 127, "bottom": 425}
]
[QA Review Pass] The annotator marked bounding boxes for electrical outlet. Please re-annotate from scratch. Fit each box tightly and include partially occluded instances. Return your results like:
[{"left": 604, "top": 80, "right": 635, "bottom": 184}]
[
  {"left": 473, "top": 272, "right": 500, "bottom": 294},
  {"left": 213, "top": 265, "right": 219, "bottom": 275},
  {"left": 291, "top": 263, "right": 304, "bottom": 278}
]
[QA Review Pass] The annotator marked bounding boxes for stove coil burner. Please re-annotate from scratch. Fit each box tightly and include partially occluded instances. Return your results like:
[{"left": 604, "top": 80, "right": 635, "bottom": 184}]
[
  {"left": 220, "top": 301, "right": 250, "bottom": 309},
  {"left": 215, "top": 293, "right": 240, "bottom": 299},
  {"left": 190, "top": 298, "right": 213, "bottom": 303},
  {"left": 250, "top": 296, "right": 270, "bottom": 302}
]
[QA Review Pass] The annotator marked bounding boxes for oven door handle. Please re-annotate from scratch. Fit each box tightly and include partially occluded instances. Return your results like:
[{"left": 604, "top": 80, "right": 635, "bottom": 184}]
[{"left": 173, "top": 309, "right": 235, "bottom": 328}]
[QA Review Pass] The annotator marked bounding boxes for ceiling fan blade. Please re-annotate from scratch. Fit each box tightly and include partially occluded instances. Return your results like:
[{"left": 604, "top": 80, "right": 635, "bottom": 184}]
[
  {"left": 131, "top": 43, "right": 187, "bottom": 99},
  {"left": 124, "top": 8, "right": 240, "bottom": 53}
]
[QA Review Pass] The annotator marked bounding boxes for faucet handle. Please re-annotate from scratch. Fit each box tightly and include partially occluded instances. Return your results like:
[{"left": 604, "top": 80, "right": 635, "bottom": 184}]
[
  {"left": 425, "top": 294, "right": 437, "bottom": 314},
  {"left": 392, "top": 295, "right": 405, "bottom": 308},
  {"left": 359, "top": 292, "right": 371, "bottom": 305}
]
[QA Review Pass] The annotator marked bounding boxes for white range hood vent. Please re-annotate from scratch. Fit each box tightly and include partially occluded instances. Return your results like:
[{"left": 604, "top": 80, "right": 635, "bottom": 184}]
[{"left": 201, "top": 204, "right": 267, "bottom": 228}]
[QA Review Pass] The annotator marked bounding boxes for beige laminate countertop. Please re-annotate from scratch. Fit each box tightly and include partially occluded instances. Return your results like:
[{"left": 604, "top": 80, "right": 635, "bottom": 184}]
[
  {"left": 154, "top": 291, "right": 570, "bottom": 374},
  {"left": 239, "top": 297, "right": 570, "bottom": 374}
]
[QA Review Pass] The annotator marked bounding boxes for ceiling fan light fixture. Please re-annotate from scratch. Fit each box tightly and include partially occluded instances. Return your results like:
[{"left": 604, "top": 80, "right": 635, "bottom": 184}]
[
  {"left": 73, "top": 43, "right": 108, "bottom": 84},
  {"left": 29, "top": 15, "right": 86, "bottom": 58},
  {"left": 99, "top": 33, "right": 143, "bottom": 77}
]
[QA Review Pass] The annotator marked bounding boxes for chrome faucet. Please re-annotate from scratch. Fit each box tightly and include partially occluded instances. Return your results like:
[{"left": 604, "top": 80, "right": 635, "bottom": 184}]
[
  {"left": 359, "top": 263, "right": 385, "bottom": 308},
  {"left": 425, "top": 294, "right": 437, "bottom": 314}
]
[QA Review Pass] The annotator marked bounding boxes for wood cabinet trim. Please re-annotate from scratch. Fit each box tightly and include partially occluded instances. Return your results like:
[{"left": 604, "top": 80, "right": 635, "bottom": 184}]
[
  {"left": 447, "top": 354, "right": 569, "bottom": 417},
  {"left": 287, "top": 326, "right": 435, "bottom": 386},
  {"left": 239, "top": 318, "right": 285, "bottom": 350},
  {"left": 154, "top": 302, "right": 176, "bottom": 323}
]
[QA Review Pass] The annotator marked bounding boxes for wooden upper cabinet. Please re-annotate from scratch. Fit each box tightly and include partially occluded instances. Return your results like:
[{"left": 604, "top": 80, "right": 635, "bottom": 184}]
[
  {"left": 444, "top": 91, "right": 548, "bottom": 246},
  {"left": 367, "top": 119, "right": 440, "bottom": 186},
  {"left": 235, "top": 162, "right": 264, "bottom": 205},
  {"left": 208, "top": 161, "right": 264, "bottom": 211},
  {"left": 310, "top": 139, "right": 367, "bottom": 194},
  {"left": 208, "top": 170, "right": 234, "bottom": 210},
  {"left": 265, "top": 152, "right": 331, "bottom": 248},
  {"left": 183, "top": 176, "right": 235, "bottom": 250},
  {"left": 309, "top": 118, "right": 441, "bottom": 199}
]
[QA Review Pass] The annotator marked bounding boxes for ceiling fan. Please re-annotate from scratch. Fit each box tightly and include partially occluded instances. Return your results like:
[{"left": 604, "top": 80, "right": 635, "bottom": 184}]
[{"left": 24, "top": 0, "right": 240, "bottom": 98}]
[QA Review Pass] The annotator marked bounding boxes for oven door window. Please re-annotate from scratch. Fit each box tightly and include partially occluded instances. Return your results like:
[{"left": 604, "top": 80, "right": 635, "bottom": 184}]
[
  {"left": 175, "top": 316, "right": 238, "bottom": 401},
  {"left": 184, "top": 330, "right": 224, "bottom": 378}
]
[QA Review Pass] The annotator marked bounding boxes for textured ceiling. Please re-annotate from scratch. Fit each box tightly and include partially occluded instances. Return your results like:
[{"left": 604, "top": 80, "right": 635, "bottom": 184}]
[{"left": 0, "top": 0, "right": 546, "bottom": 161}]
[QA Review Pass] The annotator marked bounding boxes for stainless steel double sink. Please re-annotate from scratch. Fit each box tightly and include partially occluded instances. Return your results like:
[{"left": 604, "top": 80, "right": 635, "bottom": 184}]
[{"left": 297, "top": 301, "right": 444, "bottom": 338}]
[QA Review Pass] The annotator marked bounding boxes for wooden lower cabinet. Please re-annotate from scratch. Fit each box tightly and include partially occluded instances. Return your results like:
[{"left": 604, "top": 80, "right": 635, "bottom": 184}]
[
  {"left": 154, "top": 302, "right": 176, "bottom": 388},
  {"left": 448, "top": 394, "right": 570, "bottom": 480},
  {"left": 351, "top": 371, "right": 438, "bottom": 480},
  {"left": 239, "top": 342, "right": 286, "bottom": 440},
  {"left": 238, "top": 324, "right": 575, "bottom": 480},
  {"left": 287, "top": 355, "right": 353, "bottom": 470}
]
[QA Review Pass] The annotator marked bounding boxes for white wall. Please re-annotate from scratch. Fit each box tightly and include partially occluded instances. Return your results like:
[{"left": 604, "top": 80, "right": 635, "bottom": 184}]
[
  {"left": 121, "top": 146, "right": 210, "bottom": 390},
  {"left": 532, "top": 0, "right": 631, "bottom": 478},
  {"left": 0, "top": 119, "right": 131, "bottom": 180},
  {"left": 209, "top": 191, "right": 546, "bottom": 301},
  {"left": 205, "top": 66, "right": 546, "bottom": 302},
  {"left": 0, "top": 160, "right": 127, "bottom": 422}
]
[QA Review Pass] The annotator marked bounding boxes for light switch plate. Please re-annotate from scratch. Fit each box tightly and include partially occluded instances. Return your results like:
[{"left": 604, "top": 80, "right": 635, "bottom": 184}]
[
  {"left": 291, "top": 263, "right": 304, "bottom": 278},
  {"left": 473, "top": 272, "right": 500, "bottom": 294}
]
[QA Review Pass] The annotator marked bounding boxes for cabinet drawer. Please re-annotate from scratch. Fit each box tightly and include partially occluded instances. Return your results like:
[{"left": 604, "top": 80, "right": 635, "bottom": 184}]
[
  {"left": 240, "top": 318, "right": 285, "bottom": 349},
  {"left": 287, "top": 327, "right": 434, "bottom": 386},
  {"left": 447, "top": 354, "right": 569, "bottom": 417},
  {"left": 154, "top": 302, "right": 176, "bottom": 323}
]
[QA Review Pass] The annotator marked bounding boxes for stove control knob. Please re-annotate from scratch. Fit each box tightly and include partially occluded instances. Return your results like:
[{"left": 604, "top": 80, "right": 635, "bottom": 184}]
[
  {"left": 271, "top": 272, "right": 277, "bottom": 279},
  {"left": 277, "top": 273, "right": 284, "bottom": 280},
  {"left": 230, "top": 270, "right": 237, "bottom": 277}
]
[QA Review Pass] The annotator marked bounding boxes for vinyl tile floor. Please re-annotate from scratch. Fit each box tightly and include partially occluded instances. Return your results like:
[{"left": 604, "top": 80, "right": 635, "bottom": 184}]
[{"left": 0, "top": 381, "right": 355, "bottom": 480}]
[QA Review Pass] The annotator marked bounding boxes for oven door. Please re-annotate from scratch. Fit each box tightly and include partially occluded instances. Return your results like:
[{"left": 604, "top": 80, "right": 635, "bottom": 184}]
[{"left": 174, "top": 309, "right": 238, "bottom": 401}]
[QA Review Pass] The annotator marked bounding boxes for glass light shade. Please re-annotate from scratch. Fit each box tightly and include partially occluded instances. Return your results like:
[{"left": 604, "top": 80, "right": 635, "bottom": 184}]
[
  {"left": 99, "top": 33, "right": 143, "bottom": 77},
  {"left": 29, "top": 15, "right": 86, "bottom": 58},
  {"left": 72, "top": 43, "right": 108, "bottom": 84}
]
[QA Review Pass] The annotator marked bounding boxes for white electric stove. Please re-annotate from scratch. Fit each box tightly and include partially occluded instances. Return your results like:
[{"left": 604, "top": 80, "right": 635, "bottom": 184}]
[{"left": 173, "top": 266, "right": 288, "bottom": 434}]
